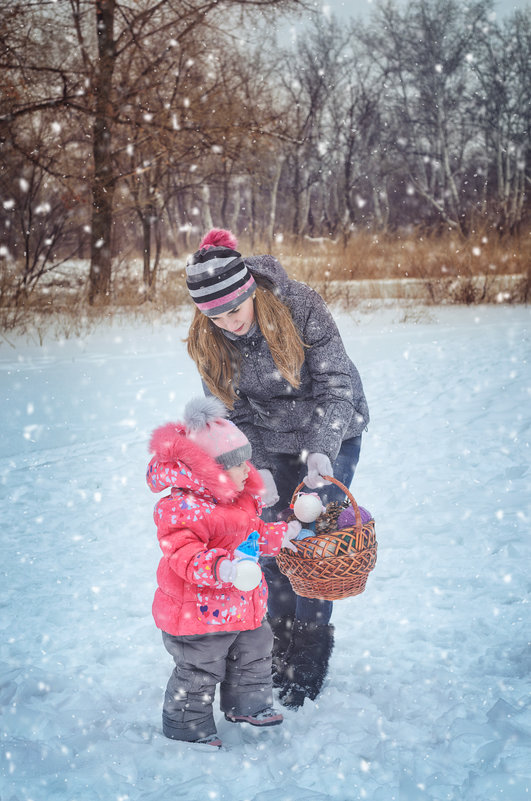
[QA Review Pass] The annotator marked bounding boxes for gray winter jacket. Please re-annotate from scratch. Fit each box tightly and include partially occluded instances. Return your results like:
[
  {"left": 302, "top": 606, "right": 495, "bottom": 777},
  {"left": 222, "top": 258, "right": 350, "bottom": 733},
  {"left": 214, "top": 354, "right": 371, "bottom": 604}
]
[{"left": 224, "top": 254, "right": 369, "bottom": 472}]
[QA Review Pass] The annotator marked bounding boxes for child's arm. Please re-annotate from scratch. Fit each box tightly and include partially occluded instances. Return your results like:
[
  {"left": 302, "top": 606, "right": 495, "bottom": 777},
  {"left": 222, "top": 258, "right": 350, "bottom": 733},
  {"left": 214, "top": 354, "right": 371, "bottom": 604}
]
[
  {"left": 187, "top": 520, "right": 300, "bottom": 583},
  {"left": 159, "top": 528, "right": 234, "bottom": 586},
  {"left": 218, "top": 521, "right": 300, "bottom": 591}
]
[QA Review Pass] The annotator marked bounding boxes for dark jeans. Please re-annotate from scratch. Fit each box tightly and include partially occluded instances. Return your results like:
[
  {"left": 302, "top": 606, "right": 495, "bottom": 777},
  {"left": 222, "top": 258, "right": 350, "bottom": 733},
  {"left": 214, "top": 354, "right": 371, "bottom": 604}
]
[{"left": 260, "top": 435, "right": 362, "bottom": 626}]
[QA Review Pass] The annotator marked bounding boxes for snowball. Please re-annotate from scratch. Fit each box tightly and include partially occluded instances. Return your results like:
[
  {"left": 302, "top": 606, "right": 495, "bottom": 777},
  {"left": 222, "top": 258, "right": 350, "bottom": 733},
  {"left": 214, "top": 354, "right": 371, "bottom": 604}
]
[
  {"left": 233, "top": 559, "right": 261, "bottom": 592},
  {"left": 293, "top": 493, "right": 324, "bottom": 523}
]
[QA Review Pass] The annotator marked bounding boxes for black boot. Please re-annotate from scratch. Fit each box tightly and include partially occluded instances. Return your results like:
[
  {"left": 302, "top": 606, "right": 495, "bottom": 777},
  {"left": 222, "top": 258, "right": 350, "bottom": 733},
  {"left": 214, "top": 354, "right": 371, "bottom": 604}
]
[
  {"left": 267, "top": 615, "right": 294, "bottom": 688},
  {"left": 278, "top": 621, "right": 335, "bottom": 709}
]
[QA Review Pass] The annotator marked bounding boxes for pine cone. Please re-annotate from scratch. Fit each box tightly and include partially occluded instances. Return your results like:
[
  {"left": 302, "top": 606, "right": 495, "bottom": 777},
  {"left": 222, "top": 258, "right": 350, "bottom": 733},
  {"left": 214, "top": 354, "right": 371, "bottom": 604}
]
[{"left": 314, "top": 500, "right": 348, "bottom": 535}]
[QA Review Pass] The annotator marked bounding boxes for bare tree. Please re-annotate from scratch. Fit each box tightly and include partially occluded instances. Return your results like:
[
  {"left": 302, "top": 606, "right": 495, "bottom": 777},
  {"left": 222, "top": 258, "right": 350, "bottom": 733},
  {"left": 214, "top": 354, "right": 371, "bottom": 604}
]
[
  {"left": 3, "top": 0, "right": 528, "bottom": 284},
  {"left": 1, "top": 0, "right": 304, "bottom": 305},
  {"left": 324, "top": 27, "right": 391, "bottom": 237},
  {"left": 0, "top": 135, "right": 82, "bottom": 302},
  {"left": 273, "top": 20, "right": 347, "bottom": 236},
  {"left": 470, "top": 9, "right": 531, "bottom": 233},
  {"left": 365, "top": 0, "right": 494, "bottom": 233}
]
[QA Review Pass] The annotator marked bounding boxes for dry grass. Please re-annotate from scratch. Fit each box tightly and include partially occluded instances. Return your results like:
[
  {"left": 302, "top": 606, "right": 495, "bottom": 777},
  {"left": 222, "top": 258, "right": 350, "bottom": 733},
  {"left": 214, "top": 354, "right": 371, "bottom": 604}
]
[
  {"left": 253, "top": 229, "right": 531, "bottom": 307},
  {"left": 258, "top": 229, "right": 530, "bottom": 284},
  {"left": 0, "top": 261, "right": 192, "bottom": 344},
  {"left": 1, "top": 230, "right": 529, "bottom": 341}
]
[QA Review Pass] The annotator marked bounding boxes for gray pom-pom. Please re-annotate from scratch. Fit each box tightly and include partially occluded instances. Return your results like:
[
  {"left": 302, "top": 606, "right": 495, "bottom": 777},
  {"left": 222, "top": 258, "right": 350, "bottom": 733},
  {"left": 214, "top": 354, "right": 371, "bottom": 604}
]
[{"left": 183, "top": 396, "right": 227, "bottom": 431}]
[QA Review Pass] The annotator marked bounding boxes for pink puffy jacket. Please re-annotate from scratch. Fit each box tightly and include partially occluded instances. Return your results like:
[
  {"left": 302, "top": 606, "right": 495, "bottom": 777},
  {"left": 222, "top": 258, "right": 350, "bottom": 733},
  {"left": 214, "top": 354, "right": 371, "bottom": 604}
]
[{"left": 147, "top": 421, "right": 287, "bottom": 636}]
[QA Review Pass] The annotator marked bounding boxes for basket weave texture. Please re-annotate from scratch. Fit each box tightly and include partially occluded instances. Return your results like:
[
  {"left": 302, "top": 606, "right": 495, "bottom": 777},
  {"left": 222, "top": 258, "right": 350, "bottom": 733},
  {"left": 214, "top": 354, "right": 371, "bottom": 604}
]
[{"left": 276, "top": 477, "right": 377, "bottom": 601}]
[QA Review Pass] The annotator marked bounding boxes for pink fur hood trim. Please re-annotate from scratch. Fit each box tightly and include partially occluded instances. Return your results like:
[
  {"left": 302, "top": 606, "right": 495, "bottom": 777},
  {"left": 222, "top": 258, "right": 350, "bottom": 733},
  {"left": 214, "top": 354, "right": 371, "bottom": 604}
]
[{"left": 148, "top": 421, "right": 263, "bottom": 503}]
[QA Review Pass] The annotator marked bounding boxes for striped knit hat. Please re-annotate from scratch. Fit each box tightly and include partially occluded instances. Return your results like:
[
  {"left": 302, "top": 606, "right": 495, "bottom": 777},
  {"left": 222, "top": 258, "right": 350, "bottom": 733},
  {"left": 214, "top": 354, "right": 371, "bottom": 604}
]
[{"left": 185, "top": 229, "right": 256, "bottom": 317}]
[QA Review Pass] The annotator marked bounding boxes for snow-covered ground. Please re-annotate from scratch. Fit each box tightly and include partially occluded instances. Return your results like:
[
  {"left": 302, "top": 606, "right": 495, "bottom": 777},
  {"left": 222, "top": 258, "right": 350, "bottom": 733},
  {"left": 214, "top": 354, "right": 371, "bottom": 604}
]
[{"left": 1, "top": 303, "right": 530, "bottom": 801}]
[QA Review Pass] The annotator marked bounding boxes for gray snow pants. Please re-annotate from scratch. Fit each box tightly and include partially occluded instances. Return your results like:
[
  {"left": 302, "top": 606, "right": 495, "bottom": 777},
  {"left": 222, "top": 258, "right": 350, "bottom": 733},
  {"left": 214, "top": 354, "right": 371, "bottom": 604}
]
[{"left": 161, "top": 620, "right": 274, "bottom": 741}]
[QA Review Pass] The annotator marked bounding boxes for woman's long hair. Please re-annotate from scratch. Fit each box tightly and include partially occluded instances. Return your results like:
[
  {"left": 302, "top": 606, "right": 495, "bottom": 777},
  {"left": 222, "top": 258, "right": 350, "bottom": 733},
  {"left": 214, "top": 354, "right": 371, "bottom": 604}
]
[{"left": 186, "top": 281, "right": 306, "bottom": 409}]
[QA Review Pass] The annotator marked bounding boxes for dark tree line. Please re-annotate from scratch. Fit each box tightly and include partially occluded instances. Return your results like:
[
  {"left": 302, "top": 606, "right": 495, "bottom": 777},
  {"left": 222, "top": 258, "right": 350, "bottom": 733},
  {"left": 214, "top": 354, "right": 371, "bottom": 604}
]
[{"left": 0, "top": 0, "right": 529, "bottom": 303}]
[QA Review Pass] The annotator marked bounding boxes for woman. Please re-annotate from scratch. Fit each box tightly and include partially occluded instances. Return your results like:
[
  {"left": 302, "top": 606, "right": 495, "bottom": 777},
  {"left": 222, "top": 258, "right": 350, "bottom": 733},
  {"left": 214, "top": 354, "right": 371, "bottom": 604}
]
[{"left": 186, "top": 228, "right": 369, "bottom": 708}]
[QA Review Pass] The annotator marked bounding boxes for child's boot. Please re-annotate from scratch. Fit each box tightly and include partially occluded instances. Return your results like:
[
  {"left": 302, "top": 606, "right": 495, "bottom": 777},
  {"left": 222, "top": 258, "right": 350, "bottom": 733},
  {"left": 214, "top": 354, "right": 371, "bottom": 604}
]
[
  {"left": 194, "top": 734, "right": 222, "bottom": 748},
  {"left": 225, "top": 706, "right": 283, "bottom": 726}
]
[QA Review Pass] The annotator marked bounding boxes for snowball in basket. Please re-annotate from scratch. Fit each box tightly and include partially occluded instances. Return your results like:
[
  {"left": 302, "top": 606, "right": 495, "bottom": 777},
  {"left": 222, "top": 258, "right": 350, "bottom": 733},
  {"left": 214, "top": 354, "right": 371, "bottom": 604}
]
[{"left": 292, "top": 492, "right": 325, "bottom": 523}]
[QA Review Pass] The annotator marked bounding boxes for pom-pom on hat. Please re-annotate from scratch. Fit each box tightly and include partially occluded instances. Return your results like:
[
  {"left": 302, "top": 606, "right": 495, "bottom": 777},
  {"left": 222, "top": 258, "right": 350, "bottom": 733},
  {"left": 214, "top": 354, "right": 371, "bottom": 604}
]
[
  {"left": 183, "top": 396, "right": 252, "bottom": 469},
  {"left": 185, "top": 228, "right": 256, "bottom": 317}
]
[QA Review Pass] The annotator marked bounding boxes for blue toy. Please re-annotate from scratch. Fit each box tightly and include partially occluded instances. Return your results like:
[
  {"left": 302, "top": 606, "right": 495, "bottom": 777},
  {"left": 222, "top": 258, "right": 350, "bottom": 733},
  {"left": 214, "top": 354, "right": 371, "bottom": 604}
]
[
  {"left": 235, "top": 530, "right": 260, "bottom": 560},
  {"left": 295, "top": 522, "right": 316, "bottom": 540}
]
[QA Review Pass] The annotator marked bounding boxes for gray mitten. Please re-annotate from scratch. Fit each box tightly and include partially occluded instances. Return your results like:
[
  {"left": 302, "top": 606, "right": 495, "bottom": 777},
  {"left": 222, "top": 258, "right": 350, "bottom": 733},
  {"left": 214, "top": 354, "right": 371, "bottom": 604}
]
[{"left": 304, "top": 452, "right": 333, "bottom": 489}]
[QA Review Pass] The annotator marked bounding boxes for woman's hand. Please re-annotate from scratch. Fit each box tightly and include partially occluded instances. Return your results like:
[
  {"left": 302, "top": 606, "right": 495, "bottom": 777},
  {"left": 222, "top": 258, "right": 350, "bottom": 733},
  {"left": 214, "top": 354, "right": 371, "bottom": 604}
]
[{"left": 304, "top": 453, "right": 333, "bottom": 489}]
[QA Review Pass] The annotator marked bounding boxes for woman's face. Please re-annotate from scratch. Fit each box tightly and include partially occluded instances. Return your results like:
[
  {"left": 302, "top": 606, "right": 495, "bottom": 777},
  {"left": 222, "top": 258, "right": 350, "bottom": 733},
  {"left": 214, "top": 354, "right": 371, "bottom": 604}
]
[
  {"left": 209, "top": 296, "right": 255, "bottom": 336},
  {"left": 226, "top": 461, "right": 250, "bottom": 492}
]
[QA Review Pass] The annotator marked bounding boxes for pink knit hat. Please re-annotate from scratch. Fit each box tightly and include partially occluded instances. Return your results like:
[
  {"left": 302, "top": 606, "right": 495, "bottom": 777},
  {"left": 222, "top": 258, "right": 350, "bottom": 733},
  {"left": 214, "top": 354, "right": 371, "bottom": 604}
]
[{"left": 183, "top": 396, "right": 251, "bottom": 469}]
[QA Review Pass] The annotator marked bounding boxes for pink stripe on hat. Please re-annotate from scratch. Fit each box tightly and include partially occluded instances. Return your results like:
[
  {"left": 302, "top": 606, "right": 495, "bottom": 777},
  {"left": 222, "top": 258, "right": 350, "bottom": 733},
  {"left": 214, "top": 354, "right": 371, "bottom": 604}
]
[{"left": 196, "top": 275, "right": 256, "bottom": 313}]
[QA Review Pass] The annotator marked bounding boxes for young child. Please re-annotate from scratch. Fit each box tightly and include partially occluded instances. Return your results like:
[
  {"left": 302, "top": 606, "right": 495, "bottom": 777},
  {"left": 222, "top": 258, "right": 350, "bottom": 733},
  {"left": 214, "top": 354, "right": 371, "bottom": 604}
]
[{"left": 147, "top": 396, "right": 300, "bottom": 748}]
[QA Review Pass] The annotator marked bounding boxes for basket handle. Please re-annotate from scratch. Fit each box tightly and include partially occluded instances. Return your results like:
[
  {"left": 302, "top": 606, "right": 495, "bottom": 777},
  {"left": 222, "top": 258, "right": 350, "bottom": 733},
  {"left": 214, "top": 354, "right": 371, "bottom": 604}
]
[{"left": 290, "top": 475, "right": 362, "bottom": 530}]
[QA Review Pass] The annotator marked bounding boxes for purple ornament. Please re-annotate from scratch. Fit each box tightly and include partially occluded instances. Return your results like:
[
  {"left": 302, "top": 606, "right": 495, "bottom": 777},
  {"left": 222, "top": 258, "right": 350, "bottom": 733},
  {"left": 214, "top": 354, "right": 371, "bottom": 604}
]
[{"left": 337, "top": 504, "right": 372, "bottom": 529}]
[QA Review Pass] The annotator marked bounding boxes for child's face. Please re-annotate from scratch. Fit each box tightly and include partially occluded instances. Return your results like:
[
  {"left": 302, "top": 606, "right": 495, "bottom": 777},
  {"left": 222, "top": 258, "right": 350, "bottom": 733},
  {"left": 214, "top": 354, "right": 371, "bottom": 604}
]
[
  {"left": 209, "top": 296, "right": 255, "bottom": 336},
  {"left": 227, "top": 461, "right": 250, "bottom": 492}
]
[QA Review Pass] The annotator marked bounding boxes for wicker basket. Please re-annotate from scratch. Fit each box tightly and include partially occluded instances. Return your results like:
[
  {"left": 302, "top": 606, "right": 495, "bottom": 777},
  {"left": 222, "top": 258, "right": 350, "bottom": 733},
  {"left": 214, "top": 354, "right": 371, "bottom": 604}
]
[{"left": 276, "top": 477, "right": 377, "bottom": 601}]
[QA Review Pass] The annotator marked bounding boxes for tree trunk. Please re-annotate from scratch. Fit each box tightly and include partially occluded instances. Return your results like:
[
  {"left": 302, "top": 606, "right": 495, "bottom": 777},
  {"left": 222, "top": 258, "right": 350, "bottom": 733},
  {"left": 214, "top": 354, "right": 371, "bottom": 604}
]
[
  {"left": 266, "top": 156, "right": 284, "bottom": 250},
  {"left": 373, "top": 185, "right": 389, "bottom": 232},
  {"left": 201, "top": 184, "right": 214, "bottom": 233},
  {"left": 153, "top": 220, "right": 162, "bottom": 285},
  {"left": 220, "top": 169, "right": 230, "bottom": 227},
  {"left": 89, "top": 0, "right": 116, "bottom": 305},
  {"left": 228, "top": 183, "right": 241, "bottom": 233},
  {"left": 142, "top": 211, "right": 151, "bottom": 288},
  {"left": 343, "top": 146, "right": 355, "bottom": 235},
  {"left": 249, "top": 181, "right": 257, "bottom": 249}
]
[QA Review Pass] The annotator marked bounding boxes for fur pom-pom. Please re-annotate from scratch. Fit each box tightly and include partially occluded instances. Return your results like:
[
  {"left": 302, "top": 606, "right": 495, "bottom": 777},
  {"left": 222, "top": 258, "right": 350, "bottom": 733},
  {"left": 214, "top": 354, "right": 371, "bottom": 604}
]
[
  {"left": 199, "top": 228, "right": 238, "bottom": 250},
  {"left": 149, "top": 422, "right": 185, "bottom": 458},
  {"left": 183, "top": 396, "right": 227, "bottom": 431}
]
